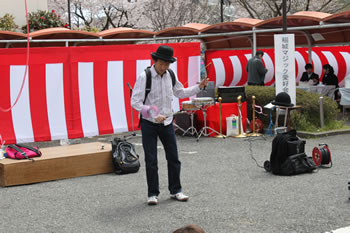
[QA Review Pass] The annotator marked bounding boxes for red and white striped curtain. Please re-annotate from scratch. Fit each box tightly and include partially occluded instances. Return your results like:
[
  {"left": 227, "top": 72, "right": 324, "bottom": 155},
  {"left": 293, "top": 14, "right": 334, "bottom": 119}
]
[
  {"left": 0, "top": 43, "right": 201, "bottom": 144},
  {"left": 205, "top": 46, "right": 350, "bottom": 87}
]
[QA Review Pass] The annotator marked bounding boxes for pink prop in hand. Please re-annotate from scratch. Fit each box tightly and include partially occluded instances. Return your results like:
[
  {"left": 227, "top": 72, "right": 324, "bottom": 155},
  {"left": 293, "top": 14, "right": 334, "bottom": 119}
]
[{"left": 141, "top": 105, "right": 159, "bottom": 118}]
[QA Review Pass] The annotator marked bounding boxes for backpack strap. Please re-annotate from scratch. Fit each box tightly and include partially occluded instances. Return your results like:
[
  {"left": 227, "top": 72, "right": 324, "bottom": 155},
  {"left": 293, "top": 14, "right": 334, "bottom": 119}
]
[
  {"left": 167, "top": 68, "right": 176, "bottom": 87},
  {"left": 144, "top": 66, "right": 152, "bottom": 104},
  {"left": 15, "top": 144, "right": 41, "bottom": 157},
  {"left": 138, "top": 67, "right": 152, "bottom": 128},
  {"left": 7, "top": 145, "right": 29, "bottom": 160}
]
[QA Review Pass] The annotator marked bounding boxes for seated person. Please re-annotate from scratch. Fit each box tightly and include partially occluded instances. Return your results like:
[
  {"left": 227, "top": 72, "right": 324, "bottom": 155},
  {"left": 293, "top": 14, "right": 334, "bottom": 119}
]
[
  {"left": 322, "top": 64, "right": 339, "bottom": 87},
  {"left": 322, "top": 64, "right": 340, "bottom": 102},
  {"left": 300, "top": 63, "right": 319, "bottom": 86}
]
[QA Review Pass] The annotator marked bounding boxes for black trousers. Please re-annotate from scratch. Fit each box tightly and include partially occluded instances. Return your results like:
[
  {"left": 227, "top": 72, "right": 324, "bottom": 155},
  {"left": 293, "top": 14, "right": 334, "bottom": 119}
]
[{"left": 140, "top": 119, "right": 182, "bottom": 197}]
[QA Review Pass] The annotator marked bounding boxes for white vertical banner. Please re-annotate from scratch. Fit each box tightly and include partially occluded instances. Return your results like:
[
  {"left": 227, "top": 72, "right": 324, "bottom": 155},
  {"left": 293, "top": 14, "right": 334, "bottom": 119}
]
[
  {"left": 10, "top": 65, "right": 34, "bottom": 143},
  {"left": 212, "top": 58, "right": 226, "bottom": 87},
  {"left": 274, "top": 34, "right": 296, "bottom": 105},
  {"left": 108, "top": 61, "right": 128, "bottom": 133},
  {"left": 188, "top": 56, "right": 200, "bottom": 100},
  {"left": 78, "top": 62, "right": 99, "bottom": 137},
  {"left": 188, "top": 56, "right": 200, "bottom": 87},
  {"left": 170, "top": 60, "right": 180, "bottom": 113},
  {"left": 46, "top": 63, "right": 68, "bottom": 140}
]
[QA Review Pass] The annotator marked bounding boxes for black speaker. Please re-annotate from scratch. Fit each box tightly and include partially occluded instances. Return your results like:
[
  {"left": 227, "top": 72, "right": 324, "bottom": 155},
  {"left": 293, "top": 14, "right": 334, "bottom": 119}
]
[
  {"left": 173, "top": 112, "right": 193, "bottom": 135},
  {"left": 218, "top": 86, "right": 246, "bottom": 103}
]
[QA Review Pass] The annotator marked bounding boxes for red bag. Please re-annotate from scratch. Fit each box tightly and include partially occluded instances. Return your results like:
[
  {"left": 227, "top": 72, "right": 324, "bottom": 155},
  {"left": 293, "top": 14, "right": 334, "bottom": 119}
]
[{"left": 6, "top": 144, "right": 42, "bottom": 160}]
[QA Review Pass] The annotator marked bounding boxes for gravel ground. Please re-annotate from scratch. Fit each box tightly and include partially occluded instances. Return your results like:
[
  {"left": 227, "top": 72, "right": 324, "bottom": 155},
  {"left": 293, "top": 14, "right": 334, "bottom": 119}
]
[{"left": 0, "top": 132, "right": 349, "bottom": 233}]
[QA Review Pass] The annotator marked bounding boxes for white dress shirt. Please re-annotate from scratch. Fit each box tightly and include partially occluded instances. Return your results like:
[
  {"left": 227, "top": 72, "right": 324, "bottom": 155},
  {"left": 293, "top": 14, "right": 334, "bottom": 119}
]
[{"left": 131, "top": 65, "right": 201, "bottom": 126}]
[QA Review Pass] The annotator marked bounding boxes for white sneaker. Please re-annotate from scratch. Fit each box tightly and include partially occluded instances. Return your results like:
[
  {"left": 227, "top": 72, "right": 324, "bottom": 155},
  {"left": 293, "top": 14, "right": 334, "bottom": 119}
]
[
  {"left": 170, "top": 192, "right": 189, "bottom": 202},
  {"left": 147, "top": 196, "right": 158, "bottom": 205}
]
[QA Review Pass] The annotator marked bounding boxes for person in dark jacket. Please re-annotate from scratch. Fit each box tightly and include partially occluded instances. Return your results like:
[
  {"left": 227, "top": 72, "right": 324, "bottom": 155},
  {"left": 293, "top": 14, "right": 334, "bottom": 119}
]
[
  {"left": 322, "top": 64, "right": 339, "bottom": 87},
  {"left": 300, "top": 63, "right": 319, "bottom": 85},
  {"left": 322, "top": 64, "right": 340, "bottom": 102},
  {"left": 246, "top": 50, "right": 268, "bottom": 86}
]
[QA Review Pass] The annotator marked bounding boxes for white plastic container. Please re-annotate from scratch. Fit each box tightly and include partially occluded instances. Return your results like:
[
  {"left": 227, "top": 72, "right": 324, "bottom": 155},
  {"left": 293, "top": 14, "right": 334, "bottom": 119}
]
[{"left": 226, "top": 115, "right": 239, "bottom": 136}]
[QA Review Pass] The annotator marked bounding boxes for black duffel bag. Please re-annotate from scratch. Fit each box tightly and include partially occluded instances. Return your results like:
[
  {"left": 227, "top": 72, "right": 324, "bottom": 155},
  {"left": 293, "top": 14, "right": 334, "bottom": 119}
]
[
  {"left": 280, "top": 153, "right": 316, "bottom": 176},
  {"left": 111, "top": 138, "right": 140, "bottom": 174}
]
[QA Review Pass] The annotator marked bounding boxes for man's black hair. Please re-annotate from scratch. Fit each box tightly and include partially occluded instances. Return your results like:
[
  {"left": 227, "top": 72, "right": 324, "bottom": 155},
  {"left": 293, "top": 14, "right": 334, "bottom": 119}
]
[
  {"left": 152, "top": 58, "right": 171, "bottom": 63},
  {"left": 256, "top": 50, "right": 264, "bottom": 56},
  {"left": 305, "top": 63, "right": 313, "bottom": 70}
]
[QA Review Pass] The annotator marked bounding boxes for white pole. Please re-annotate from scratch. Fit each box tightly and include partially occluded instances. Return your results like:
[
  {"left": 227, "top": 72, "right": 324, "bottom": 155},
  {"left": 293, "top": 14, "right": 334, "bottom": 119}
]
[{"left": 252, "top": 27, "right": 257, "bottom": 56}]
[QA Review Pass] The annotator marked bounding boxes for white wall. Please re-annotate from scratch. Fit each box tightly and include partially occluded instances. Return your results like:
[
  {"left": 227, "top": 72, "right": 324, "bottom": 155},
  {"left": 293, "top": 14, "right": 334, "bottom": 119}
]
[{"left": 0, "top": 0, "right": 48, "bottom": 28}]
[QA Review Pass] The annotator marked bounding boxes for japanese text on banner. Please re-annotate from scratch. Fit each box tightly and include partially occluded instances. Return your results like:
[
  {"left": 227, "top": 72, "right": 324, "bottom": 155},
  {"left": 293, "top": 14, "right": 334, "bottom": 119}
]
[{"left": 274, "top": 34, "right": 296, "bottom": 105}]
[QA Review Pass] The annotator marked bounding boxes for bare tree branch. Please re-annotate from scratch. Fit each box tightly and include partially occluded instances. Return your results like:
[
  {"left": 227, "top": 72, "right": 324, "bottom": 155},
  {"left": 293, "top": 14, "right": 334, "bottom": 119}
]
[
  {"left": 305, "top": 0, "right": 311, "bottom": 11},
  {"left": 74, "top": 3, "right": 93, "bottom": 27},
  {"left": 237, "top": 0, "right": 260, "bottom": 18},
  {"left": 318, "top": 0, "right": 334, "bottom": 12},
  {"left": 48, "top": 0, "right": 350, "bottom": 31}
]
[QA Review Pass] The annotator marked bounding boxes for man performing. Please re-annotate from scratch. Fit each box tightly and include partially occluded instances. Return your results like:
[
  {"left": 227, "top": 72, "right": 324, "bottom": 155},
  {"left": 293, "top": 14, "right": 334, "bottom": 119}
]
[
  {"left": 131, "top": 45, "right": 208, "bottom": 205},
  {"left": 246, "top": 50, "right": 268, "bottom": 86}
]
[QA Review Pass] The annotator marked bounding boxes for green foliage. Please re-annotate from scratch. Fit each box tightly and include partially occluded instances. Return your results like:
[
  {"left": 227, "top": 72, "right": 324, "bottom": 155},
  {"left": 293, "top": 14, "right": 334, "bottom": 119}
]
[
  {"left": 80, "top": 25, "right": 100, "bottom": 33},
  {"left": 22, "top": 10, "right": 68, "bottom": 32},
  {"left": 245, "top": 86, "right": 344, "bottom": 132},
  {"left": 0, "top": 14, "right": 18, "bottom": 31},
  {"left": 293, "top": 89, "right": 340, "bottom": 131}
]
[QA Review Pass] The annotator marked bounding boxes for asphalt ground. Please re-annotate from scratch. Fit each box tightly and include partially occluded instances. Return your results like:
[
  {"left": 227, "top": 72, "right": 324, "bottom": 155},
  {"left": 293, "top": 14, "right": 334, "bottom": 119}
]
[{"left": 0, "top": 132, "right": 350, "bottom": 233}]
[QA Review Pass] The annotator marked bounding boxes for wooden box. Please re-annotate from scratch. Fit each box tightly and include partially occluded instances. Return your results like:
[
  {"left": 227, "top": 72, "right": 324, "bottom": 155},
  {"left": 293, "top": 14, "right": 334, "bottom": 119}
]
[{"left": 0, "top": 142, "right": 113, "bottom": 187}]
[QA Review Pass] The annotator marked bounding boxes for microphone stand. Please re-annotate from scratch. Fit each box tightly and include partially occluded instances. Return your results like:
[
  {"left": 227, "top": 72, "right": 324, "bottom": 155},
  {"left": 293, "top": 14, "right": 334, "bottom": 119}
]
[{"left": 124, "top": 82, "right": 141, "bottom": 140}]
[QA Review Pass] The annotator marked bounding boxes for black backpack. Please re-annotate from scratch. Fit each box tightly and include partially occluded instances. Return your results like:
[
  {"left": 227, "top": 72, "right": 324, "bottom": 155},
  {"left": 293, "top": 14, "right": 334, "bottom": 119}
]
[
  {"left": 267, "top": 130, "right": 315, "bottom": 175},
  {"left": 279, "top": 152, "right": 316, "bottom": 176},
  {"left": 111, "top": 138, "right": 140, "bottom": 174}
]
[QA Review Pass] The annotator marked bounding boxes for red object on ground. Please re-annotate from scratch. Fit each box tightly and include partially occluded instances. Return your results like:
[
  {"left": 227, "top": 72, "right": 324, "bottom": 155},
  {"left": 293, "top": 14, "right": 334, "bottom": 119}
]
[
  {"left": 250, "top": 118, "right": 264, "bottom": 133},
  {"left": 312, "top": 144, "right": 332, "bottom": 166},
  {"left": 195, "top": 102, "right": 247, "bottom": 137}
]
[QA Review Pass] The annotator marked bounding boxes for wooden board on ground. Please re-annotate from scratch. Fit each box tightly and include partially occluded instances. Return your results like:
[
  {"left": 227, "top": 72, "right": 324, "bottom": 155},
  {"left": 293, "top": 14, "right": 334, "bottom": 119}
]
[{"left": 0, "top": 142, "right": 113, "bottom": 187}]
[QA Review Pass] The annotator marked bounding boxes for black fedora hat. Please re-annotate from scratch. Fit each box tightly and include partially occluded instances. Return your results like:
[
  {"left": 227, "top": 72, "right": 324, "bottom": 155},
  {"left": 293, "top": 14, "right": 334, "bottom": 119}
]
[
  {"left": 271, "top": 92, "right": 294, "bottom": 107},
  {"left": 151, "top": 45, "right": 176, "bottom": 63}
]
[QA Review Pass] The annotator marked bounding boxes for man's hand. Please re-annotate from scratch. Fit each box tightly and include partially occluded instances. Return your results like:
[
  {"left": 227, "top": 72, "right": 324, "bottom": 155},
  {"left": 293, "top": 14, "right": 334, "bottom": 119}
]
[
  {"left": 155, "top": 115, "right": 167, "bottom": 123},
  {"left": 199, "top": 77, "right": 209, "bottom": 89}
]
